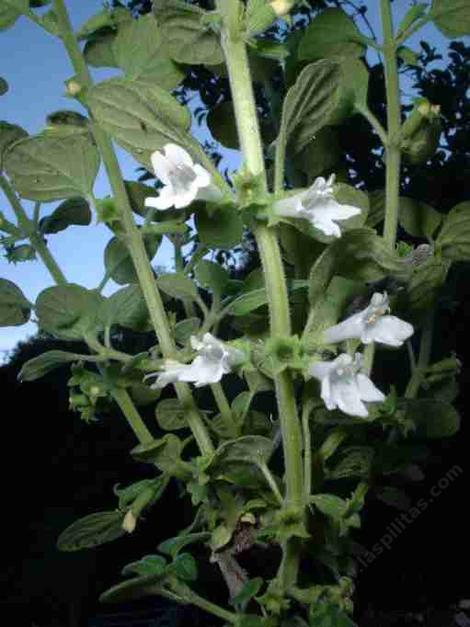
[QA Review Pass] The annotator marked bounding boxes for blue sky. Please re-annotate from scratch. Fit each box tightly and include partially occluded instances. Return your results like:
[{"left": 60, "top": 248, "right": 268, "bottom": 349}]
[{"left": 0, "top": 0, "right": 450, "bottom": 356}]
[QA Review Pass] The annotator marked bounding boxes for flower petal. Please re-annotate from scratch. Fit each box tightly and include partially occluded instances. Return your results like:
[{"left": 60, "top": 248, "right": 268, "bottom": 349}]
[
  {"left": 323, "top": 311, "right": 365, "bottom": 344},
  {"left": 172, "top": 184, "right": 199, "bottom": 209},
  {"left": 164, "top": 143, "right": 194, "bottom": 167},
  {"left": 193, "top": 163, "right": 212, "bottom": 188},
  {"left": 333, "top": 378, "right": 369, "bottom": 417},
  {"left": 356, "top": 373, "right": 385, "bottom": 403},
  {"left": 145, "top": 186, "right": 177, "bottom": 210},
  {"left": 362, "top": 315, "right": 414, "bottom": 347},
  {"left": 309, "top": 360, "right": 336, "bottom": 381},
  {"left": 150, "top": 150, "right": 172, "bottom": 185}
]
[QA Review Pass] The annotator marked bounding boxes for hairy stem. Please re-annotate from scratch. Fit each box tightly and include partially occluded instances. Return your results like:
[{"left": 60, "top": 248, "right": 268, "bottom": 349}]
[
  {"left": 217, "top": 0, "right": 304, "bottom": 588},
  {"left": 0, "top": 174, "right": 67, "bottom": 285},
  {"left": 405, "top": 310, "right": 434, "bottom": 399},
  {"left": 52, "top": 0, "right": 213, "bottom": 456},
  {"left": 111, "top": 388, "right": 154, "bottom": 445},
  {"left": 380, "top": 0, "right": 402, "bottom": 248}
]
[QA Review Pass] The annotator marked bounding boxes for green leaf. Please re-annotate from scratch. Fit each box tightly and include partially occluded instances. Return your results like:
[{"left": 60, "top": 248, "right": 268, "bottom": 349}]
[
  {"left": 227, "top": 288, "right": 268, "bottom": 316},
  {"left": 112, "top": 14, "right": 183, "bottom": 89},
  {"left": 293, "top": 127, "right": 340, "bottom": 183},
  {"left": 87, "top": 78, "right": 196, "bottom": 168},
  {"left": 157, "top": 272, "right": 198, "bottom": 301},
  {"left": 99, "top": 285, "right": 150, "bottom": 331},
  {"left": 398, "top": 197, "right": 442, "bottom": 239},
  {"left": 328, "top": 58, "right": 369, "bottom": 125},
  {"left": 3, "top": 131, "right": 100, "bottom": 201},
  {"left": 18, "top": 350, "right": 81, "bottom": 381},
  {"left": 122, "top": 554, "right": 167, "bottom": 577},
  {"left": 125, "top": 180, "right": 160, "bottom": 217},
  {"left": 104, "top": 234, "right": 160, "bottom": 285},
  {"left": 174, "top": 317, "right": 200, "bottom": 344},
  {"left": 76, "top": 6, "right": 130, "bottom": 40},
  {"left": 196, "top": 204, "right": 244, "bottom": 249},
  {"left": 171, "top": 552, "right": 198, "bottom": 581},
  {"left": 158, "top": 531, "right": 210, "bottom": 558},
  {"left": 397, "top": 3, "right": 428, "bottom": 37},
  {"left": 397, "top": 46, "right": 420, "bottom": 67},
  {"left": 232, "top": 577, "right": 264, "bottom": 609},
  {"left": 100, "top": 571, "right": 166, "bottom": 604},
  {"left": 298, "top": 8, "right": 366, "bottom": 61},
  {"left": 366, "top": 189, "right": 385, "bottom": 228},
  {"left": 404, "top": 399, "right": 460, "bottom": 438},
  {"left": 430, "top": 0, "right": 470, "bottom": 37},
  {"left": 211, "top": 435, "right": 273, "bottom": 469},
  {"left": 0, "top": 76, "right": 7, "bottom": 95},
  {"left": 57, "top": 511, "right": 125, "bottom": 551},
  {"left": 155, "top": 398, "right": 188, "bottom": 431},
  {"left": 84, "top": 31, "right": 118, "bottom": 68},
  {"left": 328, "top": 447, "right": 374, "bottom": 480},
  {"left": 309, "top": 603, "right": 356, "bottom": 627},
  {"left": 407, "top": 257, "right": 448, "bottom": 314},
  {"left": 437, "top": 201, "right": 470, "bottom": 261},
  {"left": 280, "top": 59, "right": 340, "bottom": 156},
  {"left": 207, "top": 101, "right": 239, "bottom": 149},
  {"left": 0, "top": 121, "right": 28, "bottom": 170},
  {"left": 309, "top": 494, "right": 347, "bottom": 520},
  {"left": 0, "top": 278, "right": 31, "bottom": 326},
  {"left": 131, "top": 434, "right": 189, "bottom": 478},
  {"left": 35, "top": 283, "right": 104, "bottom": 340},
  {"left": 153, "top": 0, "right": 224, "bottom": 66},
  {"left": 194, "top": 259, "right": 230, "bottom": 295},
  {"left": 39, "top": 197, "right": 91, "bottom": 234},
  {"left": 0, "top": 1, "right": 22, "bottom": 31}
]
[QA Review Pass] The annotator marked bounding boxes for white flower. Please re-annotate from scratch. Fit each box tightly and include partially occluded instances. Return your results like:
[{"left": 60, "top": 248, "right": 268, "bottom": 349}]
[
  {"left": 309, "top": 353, "right": 385, "bottom": 418},
  {"left": 273, "top": 174, "right": 361, "bottom": 238},
  {"left": 324, "top": 292, "right": 414, "bottom": 347},
  {"left": 147, "top": 333, "right": 242, "bottom": 389},
  {"left": 145, "top": 143, "right": 222, "bottom": 210}
]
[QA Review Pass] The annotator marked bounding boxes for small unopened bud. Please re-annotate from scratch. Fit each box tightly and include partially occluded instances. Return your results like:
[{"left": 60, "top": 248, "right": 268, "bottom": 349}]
[
  {"left": 270, "top": 0, "right": 294, "bottom": 17},
  {"left": 65, "top": 79, "right": 83, "bottom": 98},
  {"left": 122, "top": 510, "right": 137, "bottom": 534}
]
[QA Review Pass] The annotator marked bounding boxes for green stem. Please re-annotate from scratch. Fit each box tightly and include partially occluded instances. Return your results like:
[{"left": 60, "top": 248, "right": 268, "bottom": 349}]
[
  {"left": 111, "top": 387, "right": 154, "bottom": 444},
  {"left": 355, "top": 104, "right": 388, "bottom": 146},
  {"left": 405, "top": 310, "right": 434, "bottom": 399},
  {"left": 380, "top": 0, "right": 402, "bottom": 248},
  {"left": 0, "top": 174, "right": 67, "bottom": 284},
  {"left": 52, "top": 0, "right": 214, "bottom": 456},
  {"left": 210, "top": 381, "right": 235, "bottom": 435},
  {"left": 172, "top": 583, "right": 237, "bottom": 623},
  {"left": 217, "top": 0, "right": 304, "bottom": 588},
  {"left": 302, "top": 403, "right": 312, "bottom": 498},
  {"left": 260, "top": 463, "right": 284, "bottom": 506}
]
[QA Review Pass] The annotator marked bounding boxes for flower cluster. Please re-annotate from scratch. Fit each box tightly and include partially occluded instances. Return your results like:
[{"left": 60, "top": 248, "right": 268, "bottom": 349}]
[
  {"left": 309, "top": 292, "right": 414, "bottom": 417},
  {"left": 147, "top": 333, "right": 244, "bottom": 389}
]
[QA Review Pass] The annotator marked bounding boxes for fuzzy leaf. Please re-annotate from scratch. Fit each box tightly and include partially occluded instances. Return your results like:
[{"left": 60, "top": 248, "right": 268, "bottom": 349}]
[
  {"left": 196, "top": 205, "right": 243, "bottom": 249},
  {"left": 104, "top": 234, "right": 160, "bottom": 285},
  {"left": 0, "top": 121, "right": 28, "bottom": 170},
  {"left": 57, "top": 511, "right": 125, "bottom": 551},
  {"left": 155, "top": 398, "right": 188, "bottom": 431},
  {"left": 298, "top": 8, "right": 366, "bottom": 61},
  {"left": 87, "top": 78, "right": 197, "bottom": 168},
  {"left": 404, "top": 399, "right": 460, "bottom": 438},
  {"left": 157, "top": 272, "right": 198, "bottom": 301},
  {"left": 0, "top": 278, "right": 31, "bottom": 326},
  {"left": 112, "top": 14, "right": 183, "bottom": 88},
  {"left": 437, "top": 201, "right": 470, "bottom": 261},
  {"left": 430, "top": 0, "right": 470, "bottom": 37},
  {"left": 280, "top": 59, "right": 340, "bottom": 156},
  {"left": 18, "top": 350, "right": 81, "bottom": 381},
  {"left": 39, "top": 197, "right": 91, "bottom": 234},
  {"left": 153, "top": 0, "right": 224, "bottom": 66},
  {"left": 4, "top": 131, "right": 100, "bottom": 201},
  {"left": 99, "top": 285, "right": 150, "bottom": 331}
]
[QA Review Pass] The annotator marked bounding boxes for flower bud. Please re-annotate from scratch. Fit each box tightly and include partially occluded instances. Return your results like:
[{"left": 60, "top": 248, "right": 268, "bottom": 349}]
[
  {"left": 122, "top": 510, "right": 137, "bottom": 534},
  {"left": 401, "top": 98, "right": 442, "bottom": 165}
]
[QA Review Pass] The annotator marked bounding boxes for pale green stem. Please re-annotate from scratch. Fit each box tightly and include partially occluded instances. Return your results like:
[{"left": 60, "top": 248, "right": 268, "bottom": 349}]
[
  {"left": 260, "top": 463, "right": 284, "bottom": 506},
  {"left": 395, "top": 15, "right": 431, "bottom": 46},
  {"left": 171, "top": 582, "right": 238, "bottom": 623},
  {"left": 355, "top": 104, "right": 388, "bottom": 146},
  {"left": 380, "top": 0, "right": 402, "bottom": 248},
  {"left": 210, "top": 381, "right": 235, "bottom": 434},
  {"left": 216, "top": 0, "right": 304, "bottom": 588},
  {"left": 52, "top": 0, "right": 214, "bottom": 456},
  {"left": 405, "top": 310, "right": 434, "bottom": 399},
  {"left": 0, "top": 174, "right": 67, "bottom": 285},
  {"left": 110, "top": 387, "right": 154, "bottom": 444},
  {"left": 302, "top": 403, "right": 312, "bottom": 498}
]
